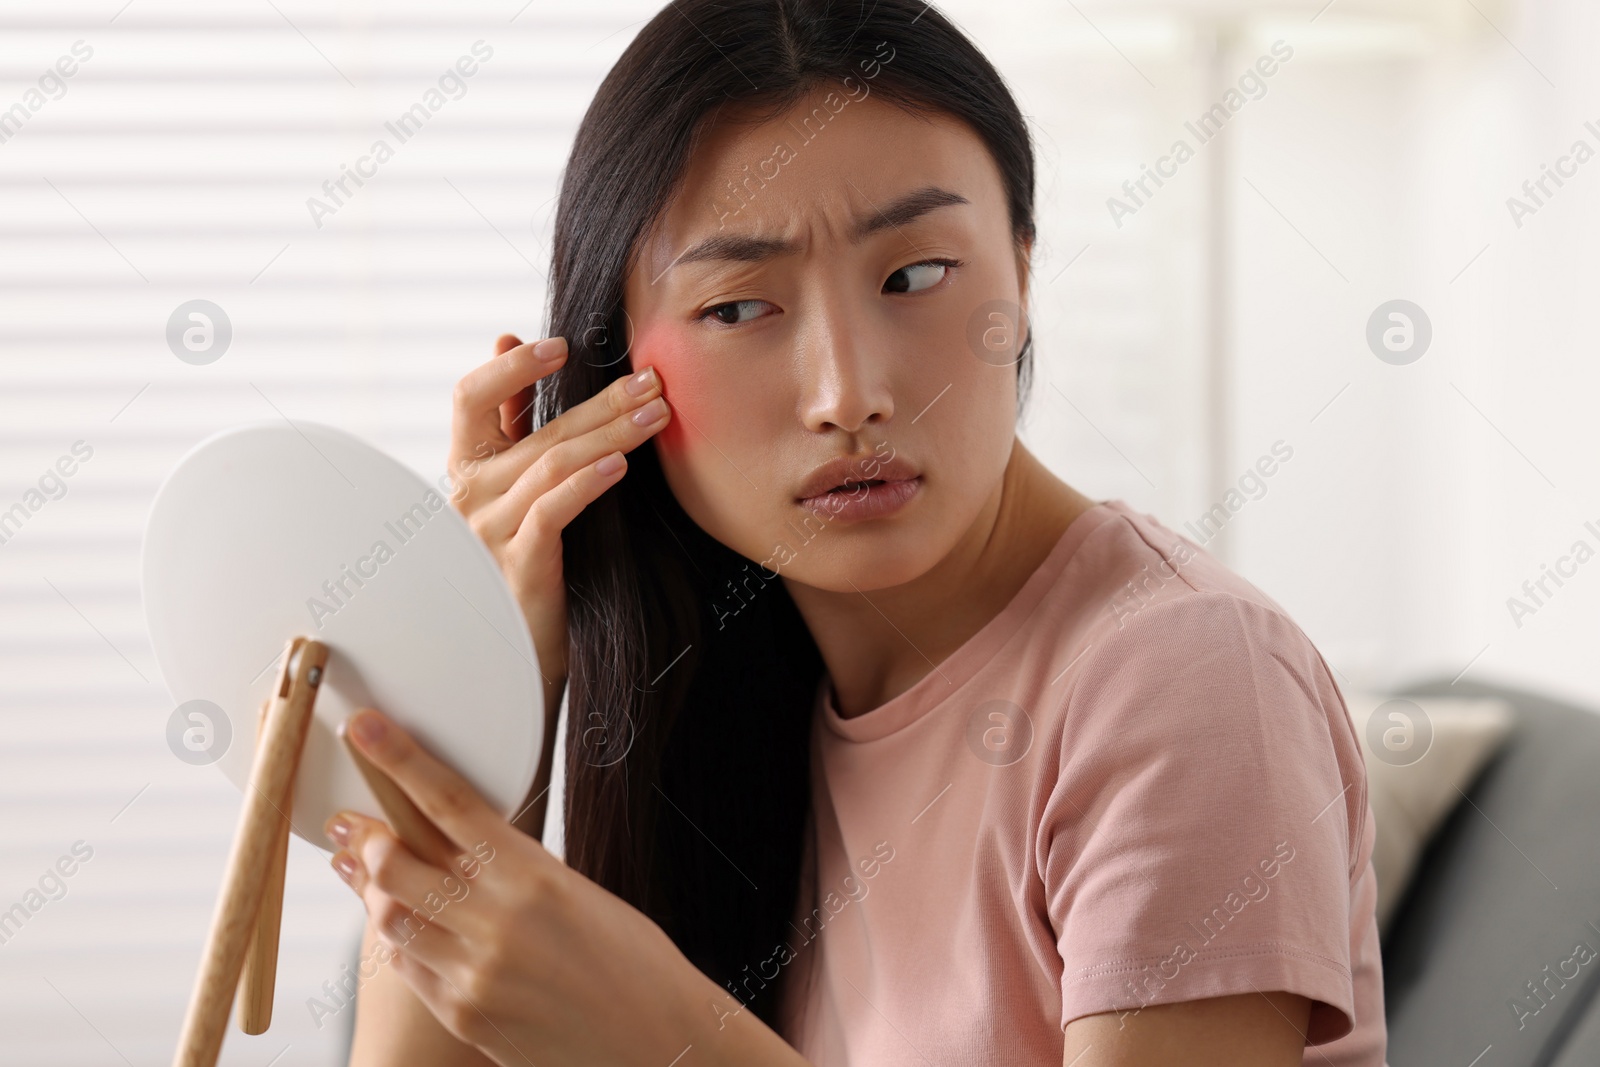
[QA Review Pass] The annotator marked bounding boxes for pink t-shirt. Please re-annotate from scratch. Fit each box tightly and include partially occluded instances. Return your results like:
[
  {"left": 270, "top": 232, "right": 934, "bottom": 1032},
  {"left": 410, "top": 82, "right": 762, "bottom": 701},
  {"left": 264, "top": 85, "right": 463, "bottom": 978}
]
[{"left": 774, "top": 499, "right": 1386, "bottom": 1065}]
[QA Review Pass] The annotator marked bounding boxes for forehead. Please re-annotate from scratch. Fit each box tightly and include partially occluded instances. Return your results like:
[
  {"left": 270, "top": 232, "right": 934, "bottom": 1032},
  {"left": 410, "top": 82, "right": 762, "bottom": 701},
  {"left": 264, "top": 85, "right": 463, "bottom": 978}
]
[{"left": 636, "top": 90, "right": 1003, "bottom": 281}]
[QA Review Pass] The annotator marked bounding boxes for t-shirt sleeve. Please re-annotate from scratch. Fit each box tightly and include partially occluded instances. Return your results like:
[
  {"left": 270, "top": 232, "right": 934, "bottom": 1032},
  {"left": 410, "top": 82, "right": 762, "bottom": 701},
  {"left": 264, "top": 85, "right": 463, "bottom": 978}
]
[{"left": 1038, "top": 590, "right": 1366, "bottom": 1045}]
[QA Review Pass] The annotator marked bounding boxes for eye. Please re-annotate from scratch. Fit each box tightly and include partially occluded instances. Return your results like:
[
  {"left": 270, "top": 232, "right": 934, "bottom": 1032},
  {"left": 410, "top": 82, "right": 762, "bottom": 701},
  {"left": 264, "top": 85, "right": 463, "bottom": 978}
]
[
  {"left": 885, "top": 257, "right": 961, "bottom": 295},
  {"left": 697, "top": 298, "right": 771, "bottom": 326}
]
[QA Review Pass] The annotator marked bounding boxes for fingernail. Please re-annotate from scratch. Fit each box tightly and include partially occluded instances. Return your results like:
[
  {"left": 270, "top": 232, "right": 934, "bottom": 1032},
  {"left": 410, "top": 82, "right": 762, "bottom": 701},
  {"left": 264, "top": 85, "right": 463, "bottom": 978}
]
[
  {"left": 632, "top": 397, "right": 667, "bottom": 426},
  {"left": 533, "top": 337, "right": 565, "bottom": 361},
  {"left": 352, "top": 710, "right": 387, "bottom": 747},
  {"left": 625, "top": 366, "right": 658, "bottom": 396},
  {"left": 331, "top": 851, "right": 360, "bottom": 887},
  {"left": 326, "top": 814, "right": 352, "bottom": 847}
]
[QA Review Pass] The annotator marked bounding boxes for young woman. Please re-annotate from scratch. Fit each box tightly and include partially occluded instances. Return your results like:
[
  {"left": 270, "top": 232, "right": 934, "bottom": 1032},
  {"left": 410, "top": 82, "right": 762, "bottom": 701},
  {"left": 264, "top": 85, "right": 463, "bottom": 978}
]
[{"left": 326, "top": 1, "right": 1386, "bottom": 1064}]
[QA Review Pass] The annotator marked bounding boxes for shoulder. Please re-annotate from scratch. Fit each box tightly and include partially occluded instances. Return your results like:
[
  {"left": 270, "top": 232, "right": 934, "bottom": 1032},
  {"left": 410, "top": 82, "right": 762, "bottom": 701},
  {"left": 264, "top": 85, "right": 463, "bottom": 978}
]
[
  {"left": 1056, "top": 584, "right": 1346, "bottom": 766},
  {"left": 1051, "top": 504, "right": 1335, "bottom": 707},
  {"left": 1058, "top": 500, "right": 1300, "bottom": 640},
  {"left": 1089, "top": 586, "right": 1323, "bottom": 685},
  {"left": 1041, "top": 515, "right": 1366, "bottom": 871},
  {"left": 1024, "top": 500, "right": 1362, "bottom": 808}
]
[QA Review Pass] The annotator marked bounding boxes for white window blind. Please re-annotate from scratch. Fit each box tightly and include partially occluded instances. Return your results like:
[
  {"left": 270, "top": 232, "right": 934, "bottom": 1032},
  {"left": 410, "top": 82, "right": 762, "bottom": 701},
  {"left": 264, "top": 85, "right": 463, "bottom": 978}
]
[{"left": 0, "top": 3, "right": 627, "bottom": 1062}]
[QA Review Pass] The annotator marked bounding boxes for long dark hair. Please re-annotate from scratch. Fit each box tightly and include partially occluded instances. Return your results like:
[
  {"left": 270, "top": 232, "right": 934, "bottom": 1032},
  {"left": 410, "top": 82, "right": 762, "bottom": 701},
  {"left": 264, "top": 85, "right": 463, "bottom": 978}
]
[{"left": 539, "top": 0, "right": 1038, "bottom": 1029}]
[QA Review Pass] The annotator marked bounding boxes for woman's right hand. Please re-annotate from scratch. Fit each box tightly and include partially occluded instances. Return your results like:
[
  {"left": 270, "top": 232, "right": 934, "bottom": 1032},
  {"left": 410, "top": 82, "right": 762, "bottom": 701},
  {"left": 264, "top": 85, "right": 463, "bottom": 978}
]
[{"left": 446, "top": 333, "right": 671, "bottom": 694}]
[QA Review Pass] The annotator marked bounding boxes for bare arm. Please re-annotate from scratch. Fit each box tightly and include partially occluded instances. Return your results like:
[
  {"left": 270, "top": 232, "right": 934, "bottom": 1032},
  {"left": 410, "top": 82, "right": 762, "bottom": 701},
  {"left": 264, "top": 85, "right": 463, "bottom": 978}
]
[
  {"left": 1063, "top": 990, "right": 1311, "bottom": 1066},
  {"left": 345, "top": 911, "right": 499, "bottom": 1067}
]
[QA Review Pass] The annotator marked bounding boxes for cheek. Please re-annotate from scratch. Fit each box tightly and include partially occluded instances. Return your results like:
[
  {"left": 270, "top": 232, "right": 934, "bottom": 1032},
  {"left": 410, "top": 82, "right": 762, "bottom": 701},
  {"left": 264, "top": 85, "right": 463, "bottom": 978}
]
[{"left": 630, "top": 326, "right": 729, "bottom": 462}]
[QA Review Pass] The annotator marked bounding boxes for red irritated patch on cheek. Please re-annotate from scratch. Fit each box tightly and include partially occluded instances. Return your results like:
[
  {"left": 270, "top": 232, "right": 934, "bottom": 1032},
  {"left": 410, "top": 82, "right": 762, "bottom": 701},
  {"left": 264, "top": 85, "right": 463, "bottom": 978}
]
[{"left": 630, "top": 325, "right": 714, "bottom": 460}]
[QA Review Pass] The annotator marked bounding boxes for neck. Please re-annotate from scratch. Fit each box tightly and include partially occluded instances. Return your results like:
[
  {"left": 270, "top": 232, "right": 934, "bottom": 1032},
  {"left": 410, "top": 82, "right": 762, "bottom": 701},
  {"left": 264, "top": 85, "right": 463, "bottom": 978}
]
[{"left": 783, "top": 439, "right": 1097, "bottom": 720}]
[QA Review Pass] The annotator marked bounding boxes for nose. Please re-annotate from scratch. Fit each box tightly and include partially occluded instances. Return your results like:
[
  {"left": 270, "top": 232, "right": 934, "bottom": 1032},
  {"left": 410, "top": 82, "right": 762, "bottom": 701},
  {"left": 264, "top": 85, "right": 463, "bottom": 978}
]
[{"left": 796, "top": 298, "right": 895, "bottom": 436}]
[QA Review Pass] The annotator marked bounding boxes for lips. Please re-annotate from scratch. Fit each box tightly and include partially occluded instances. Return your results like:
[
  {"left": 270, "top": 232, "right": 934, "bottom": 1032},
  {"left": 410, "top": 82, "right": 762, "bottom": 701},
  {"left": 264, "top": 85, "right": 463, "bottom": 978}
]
[{"left": 795, "top": 452, "right": 920, "bottom": 501}]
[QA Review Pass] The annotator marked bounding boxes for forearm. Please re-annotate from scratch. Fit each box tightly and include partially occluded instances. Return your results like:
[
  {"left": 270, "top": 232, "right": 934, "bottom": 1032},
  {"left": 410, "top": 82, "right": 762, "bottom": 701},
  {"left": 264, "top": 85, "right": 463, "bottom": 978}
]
[
  {"left": 347, "top": 916, "right": 498, "bottom": 1066},
  {"left": 675, "top": 968, "right": 814, "bottom": 1066},
  {"left": 701, "top": 1010, "right": 814, "bottom": 1066}
]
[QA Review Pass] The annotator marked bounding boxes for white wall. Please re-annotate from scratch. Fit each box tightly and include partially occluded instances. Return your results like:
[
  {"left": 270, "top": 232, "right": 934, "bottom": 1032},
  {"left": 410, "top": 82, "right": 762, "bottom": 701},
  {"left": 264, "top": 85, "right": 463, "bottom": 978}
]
[
  {"left": 1224, "top": 0, "right": 1600, "bottom": 704},
  {"left": 976, "top": 0, "right": 1598, "bottom": 706}
]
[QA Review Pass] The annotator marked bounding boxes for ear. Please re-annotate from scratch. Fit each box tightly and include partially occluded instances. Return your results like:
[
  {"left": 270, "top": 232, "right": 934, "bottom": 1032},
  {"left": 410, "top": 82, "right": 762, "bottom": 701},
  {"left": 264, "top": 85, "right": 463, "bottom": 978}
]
[
  {"left": 1014, "top": 234, "right": 1034, "bottom": 345},
  {"left": 1013, "top": 234, "right": 1034, "bottom": 327}
]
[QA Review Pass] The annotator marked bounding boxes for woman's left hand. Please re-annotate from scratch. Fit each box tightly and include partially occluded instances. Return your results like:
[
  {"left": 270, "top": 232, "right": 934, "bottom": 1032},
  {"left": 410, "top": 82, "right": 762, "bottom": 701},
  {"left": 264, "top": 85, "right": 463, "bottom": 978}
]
[{"left": 324, "top": 706, "right": 765, "bottom": 1066}]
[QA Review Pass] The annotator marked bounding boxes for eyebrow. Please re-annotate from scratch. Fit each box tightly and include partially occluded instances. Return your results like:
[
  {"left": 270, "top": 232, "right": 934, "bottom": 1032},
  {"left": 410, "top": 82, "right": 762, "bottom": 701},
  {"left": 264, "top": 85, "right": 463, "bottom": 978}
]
[{"left": 670, "top": 185, "right": 971, "bottom": 270}]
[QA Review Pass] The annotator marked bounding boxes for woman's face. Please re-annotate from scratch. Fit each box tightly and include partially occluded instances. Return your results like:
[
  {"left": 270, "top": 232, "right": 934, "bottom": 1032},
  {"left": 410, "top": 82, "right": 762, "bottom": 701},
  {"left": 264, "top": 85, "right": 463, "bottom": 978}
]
[{"left": 621, "top": 88, "right": 1030, "bottom": 591}]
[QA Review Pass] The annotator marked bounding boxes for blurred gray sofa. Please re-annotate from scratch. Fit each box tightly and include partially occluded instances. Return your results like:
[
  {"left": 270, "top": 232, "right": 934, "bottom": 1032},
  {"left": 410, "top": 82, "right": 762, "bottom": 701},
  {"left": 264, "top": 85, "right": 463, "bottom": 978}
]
[{"left": 1383, "top": 678, "right": 1600, "bottom": 1064}]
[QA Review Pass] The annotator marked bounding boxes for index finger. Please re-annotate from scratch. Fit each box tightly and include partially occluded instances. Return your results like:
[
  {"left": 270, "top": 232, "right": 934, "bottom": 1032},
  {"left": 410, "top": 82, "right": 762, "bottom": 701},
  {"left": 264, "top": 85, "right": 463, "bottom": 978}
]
[
  {"left": 342, "top": 724, "right": 463, "bottom": 869},
  {"left": 339, "top": 707, "right": 514, "bottom": 863},
  {"left": 496, "top": 333, "right": 534, "bottom": 442},
  {"left": 449, "top": 334, "right": 569, "bottom": 468}
]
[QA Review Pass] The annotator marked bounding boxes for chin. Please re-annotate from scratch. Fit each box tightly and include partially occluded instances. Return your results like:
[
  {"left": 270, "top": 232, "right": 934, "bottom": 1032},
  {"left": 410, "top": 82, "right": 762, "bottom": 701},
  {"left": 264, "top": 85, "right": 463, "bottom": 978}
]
[{"left": 776, "top": 529, "right": 940, "bottom": 593}]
